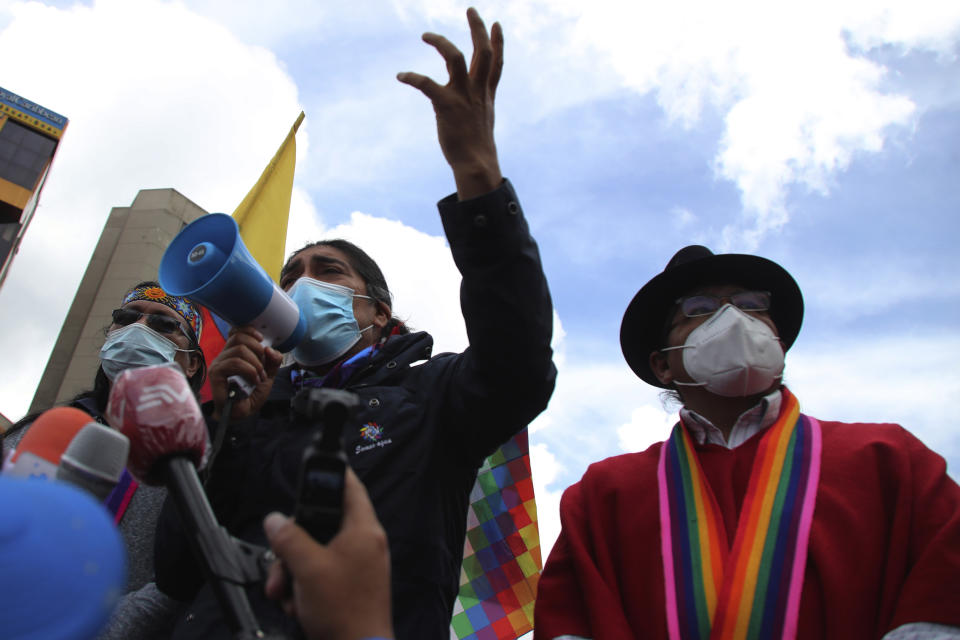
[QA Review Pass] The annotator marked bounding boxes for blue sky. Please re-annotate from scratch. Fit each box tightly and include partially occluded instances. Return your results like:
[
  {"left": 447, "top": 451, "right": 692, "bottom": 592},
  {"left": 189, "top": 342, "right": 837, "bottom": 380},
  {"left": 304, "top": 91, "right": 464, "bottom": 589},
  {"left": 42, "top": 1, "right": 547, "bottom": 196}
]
[{"left": 0, "top": 0, "right": 958, "bottom": 554}]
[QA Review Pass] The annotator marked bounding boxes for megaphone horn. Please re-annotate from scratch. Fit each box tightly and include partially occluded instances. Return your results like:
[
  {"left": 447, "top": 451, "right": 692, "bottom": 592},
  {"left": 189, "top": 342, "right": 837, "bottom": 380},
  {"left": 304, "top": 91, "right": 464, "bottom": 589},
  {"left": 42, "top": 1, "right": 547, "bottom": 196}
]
[{"left": 159, "top": 213, "right": 305, "bottom": 353}]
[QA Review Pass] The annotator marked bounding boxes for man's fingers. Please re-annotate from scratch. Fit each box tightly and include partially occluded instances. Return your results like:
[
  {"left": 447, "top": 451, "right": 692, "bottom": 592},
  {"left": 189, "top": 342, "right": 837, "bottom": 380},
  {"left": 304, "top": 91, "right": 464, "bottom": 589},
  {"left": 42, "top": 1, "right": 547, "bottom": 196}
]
[
  {"left": 471, "top": 42, "right": 492, "bottom": 94},
  {"left": 220, "top": 333, "right": 266, "bottom": 364},
  {"left": 264, "top": 558, "right": 289, "bottom": 600},
  {"left": 214, "top": 345, "right": 266, "bottom": 382},
  {"left": 397, "top": 71, "right": 444, "bottom": 101},
  {"left": 466, "top": 7, "right": 492, "bottom": 84},
  {"left": 421, "top": 32, "right": 468, "bottom": 91},
  {"left": 488, "top": 21, "right": 504, "bottom": 97},
  {"left": 401, "top": 10, "right": 502, "bottom": 102},
  {"left": 466, "top": 8, "right": 489, "bottom": 48},
  {"left": 264, "top": 347, "right": 283, "bottom": 377},
  {"left": 227, "top": 325, "right": 264, "bottom": 343},
  {"left": 264, "top": 512, "right": 324, "bottom": 572},
  {"left": 212, "top": 357, "right": 263, "bottom": 386}
]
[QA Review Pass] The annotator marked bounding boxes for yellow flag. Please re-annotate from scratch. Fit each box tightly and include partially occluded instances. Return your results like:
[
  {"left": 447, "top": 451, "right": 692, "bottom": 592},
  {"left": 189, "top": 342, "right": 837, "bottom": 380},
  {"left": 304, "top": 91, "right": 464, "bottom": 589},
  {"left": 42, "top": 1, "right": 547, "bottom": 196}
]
[{"left": 232, "top": 111, "right": 305, "bottom": 282}]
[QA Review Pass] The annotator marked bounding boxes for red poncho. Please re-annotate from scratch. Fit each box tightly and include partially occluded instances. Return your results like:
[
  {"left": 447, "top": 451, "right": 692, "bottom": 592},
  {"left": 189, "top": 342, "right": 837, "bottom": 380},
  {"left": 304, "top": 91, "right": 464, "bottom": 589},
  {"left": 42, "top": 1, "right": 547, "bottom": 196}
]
[{"left": 535, "top": 420, "right": 960, "bottom": 639}]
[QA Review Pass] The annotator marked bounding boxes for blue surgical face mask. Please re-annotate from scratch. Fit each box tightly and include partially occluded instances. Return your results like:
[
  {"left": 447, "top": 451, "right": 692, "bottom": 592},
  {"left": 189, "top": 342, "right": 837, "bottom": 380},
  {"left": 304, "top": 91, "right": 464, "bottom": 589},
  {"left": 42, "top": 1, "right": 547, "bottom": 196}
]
[
  {"left": 287, "top": 277, "right": 374, "bottom": 367},
  {"left": 99, "top": 323, "right": 195, "bottom": 381}
]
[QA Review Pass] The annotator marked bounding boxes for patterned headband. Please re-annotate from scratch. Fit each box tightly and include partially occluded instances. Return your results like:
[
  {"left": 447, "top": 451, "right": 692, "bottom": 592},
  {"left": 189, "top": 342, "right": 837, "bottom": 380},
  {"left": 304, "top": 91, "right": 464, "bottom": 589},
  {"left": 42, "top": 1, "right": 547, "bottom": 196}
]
[{"left": 122, "top": 284, "right": 202, "bottom": 342}]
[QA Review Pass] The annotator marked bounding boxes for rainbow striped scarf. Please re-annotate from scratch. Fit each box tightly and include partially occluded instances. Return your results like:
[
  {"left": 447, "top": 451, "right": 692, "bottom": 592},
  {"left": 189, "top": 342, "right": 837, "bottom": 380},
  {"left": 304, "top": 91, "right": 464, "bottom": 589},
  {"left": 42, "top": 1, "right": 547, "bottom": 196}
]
[{"left": 657, "top": 389, "right": 822, "bottom": 640}]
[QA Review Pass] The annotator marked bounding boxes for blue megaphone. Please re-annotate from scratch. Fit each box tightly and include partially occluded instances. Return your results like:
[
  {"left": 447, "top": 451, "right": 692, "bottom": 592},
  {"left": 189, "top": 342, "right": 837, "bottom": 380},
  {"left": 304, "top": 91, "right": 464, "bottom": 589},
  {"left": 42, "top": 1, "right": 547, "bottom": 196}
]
[{"left": 159, "top": 213, "right": 305, "bottom": 353}]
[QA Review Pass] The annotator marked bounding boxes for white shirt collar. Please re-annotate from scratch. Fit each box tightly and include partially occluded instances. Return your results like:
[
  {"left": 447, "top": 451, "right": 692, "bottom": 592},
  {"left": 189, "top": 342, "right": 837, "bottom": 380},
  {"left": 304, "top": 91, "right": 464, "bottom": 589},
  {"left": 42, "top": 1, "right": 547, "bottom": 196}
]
[{"left": 679, "top": 388, "right": 783, "bottom": 449}]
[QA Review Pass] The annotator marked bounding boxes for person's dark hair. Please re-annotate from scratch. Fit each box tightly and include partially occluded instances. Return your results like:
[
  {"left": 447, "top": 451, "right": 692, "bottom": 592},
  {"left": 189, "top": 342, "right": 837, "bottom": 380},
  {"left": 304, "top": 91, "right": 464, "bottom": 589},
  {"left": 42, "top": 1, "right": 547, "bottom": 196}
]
[
  {"left": 660, "top": 389, "right": 683, "bottom": 408},
  {"left": 283, "top": 239, "right": 410, "bottom": 340}
]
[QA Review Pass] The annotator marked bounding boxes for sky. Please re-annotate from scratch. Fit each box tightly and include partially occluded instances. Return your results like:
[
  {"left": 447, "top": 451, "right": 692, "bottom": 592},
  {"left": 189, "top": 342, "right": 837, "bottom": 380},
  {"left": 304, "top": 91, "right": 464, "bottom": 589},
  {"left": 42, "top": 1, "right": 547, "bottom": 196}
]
[{"left": 0, "top": 0, "right": 958, "bottom": 563}]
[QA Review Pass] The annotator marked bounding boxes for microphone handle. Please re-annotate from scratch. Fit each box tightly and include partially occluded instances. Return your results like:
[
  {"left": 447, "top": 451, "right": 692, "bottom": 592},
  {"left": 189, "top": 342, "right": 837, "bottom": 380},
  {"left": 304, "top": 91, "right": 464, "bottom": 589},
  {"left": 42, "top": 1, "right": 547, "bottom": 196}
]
[
  {"left": 164, "top": 456, "right": 264, "bottom": 637},
  {"left": 227, "top": 374, "right": 255, "bottom": 397}
]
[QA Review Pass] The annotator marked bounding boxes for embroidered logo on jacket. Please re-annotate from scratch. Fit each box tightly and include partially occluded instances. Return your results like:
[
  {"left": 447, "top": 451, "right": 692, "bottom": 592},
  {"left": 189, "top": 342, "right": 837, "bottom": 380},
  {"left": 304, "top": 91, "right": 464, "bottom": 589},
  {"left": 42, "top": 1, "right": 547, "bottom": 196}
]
[
  {"left": 360, "top": 422, "right": 383, "bottom": 442},
  {"left": 355, "top": 422, "right": 393, "bottom": 454}
]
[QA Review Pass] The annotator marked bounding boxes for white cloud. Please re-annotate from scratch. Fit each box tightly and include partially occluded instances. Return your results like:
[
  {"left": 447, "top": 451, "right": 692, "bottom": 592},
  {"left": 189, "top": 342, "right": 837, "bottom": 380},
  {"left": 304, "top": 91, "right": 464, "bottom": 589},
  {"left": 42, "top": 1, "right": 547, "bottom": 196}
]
[
  {"left": 841, "top": 0, "right": 960, "bottom": 56},
  {"left": 0, "top": 0, "right": 302, "bottom": 419},
  {"left": 528, "top": 357, "right": 665, "bottom": 481},
  {"left": 787, "top": 332, "right": 960, "bottom": 466},
  {"left": 185, "top": 0, "right": 335, "bottom": 47},
  {"left": 526, "top": 354, "right": 674, "bottom": 558},
  {"left": 801, "top": 256, "right": 960, "bottom": 323},
  {"left": 529, "top": 441, "right": 564, "bottom": 558},
  {"left": 562, "top": 0, "right": 959, "bottom": 247},
  {"left": 132, "top": 0, "right": 958, "bottom": 252},
  {"left": 284, "top": 186, "right": 325, "bottom": 256},
  {"left": 326, "top": 1, "right": 957, "bottom": 249},
  {"left": 617, "top": 404, "right": 675, "bottom": 453},
  {"left": 671, "top": 207, "right": 697, "bottom": 230}
]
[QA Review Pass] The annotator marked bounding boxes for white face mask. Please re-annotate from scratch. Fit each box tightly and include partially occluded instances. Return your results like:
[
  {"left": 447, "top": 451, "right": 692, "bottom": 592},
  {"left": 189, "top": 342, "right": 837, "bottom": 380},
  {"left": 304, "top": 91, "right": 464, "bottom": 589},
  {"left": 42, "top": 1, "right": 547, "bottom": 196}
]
[{"left": 662, "top": 304, "right": 784, "bottom": 397}]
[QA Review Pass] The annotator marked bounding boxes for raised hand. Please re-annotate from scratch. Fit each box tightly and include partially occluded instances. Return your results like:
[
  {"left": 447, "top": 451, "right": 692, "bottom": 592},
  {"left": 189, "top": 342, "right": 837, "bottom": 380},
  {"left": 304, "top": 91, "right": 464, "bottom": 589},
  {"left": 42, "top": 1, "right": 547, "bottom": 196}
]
[{"left": 397, "top": 7, "right": 504, "bottom": 200}]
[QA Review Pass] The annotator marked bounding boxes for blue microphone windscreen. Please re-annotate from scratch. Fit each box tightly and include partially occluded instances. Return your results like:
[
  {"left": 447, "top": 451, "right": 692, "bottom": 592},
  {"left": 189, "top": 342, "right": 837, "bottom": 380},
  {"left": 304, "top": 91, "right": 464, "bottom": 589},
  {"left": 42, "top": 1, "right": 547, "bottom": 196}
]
[{"left": 0, "top": 477, "right": 127, "bottom": 640}]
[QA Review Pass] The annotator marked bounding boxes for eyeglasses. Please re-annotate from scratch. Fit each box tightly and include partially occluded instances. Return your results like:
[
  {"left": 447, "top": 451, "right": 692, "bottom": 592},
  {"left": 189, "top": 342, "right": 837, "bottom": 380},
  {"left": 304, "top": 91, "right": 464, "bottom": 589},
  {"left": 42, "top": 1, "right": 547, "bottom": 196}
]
[
  {"left": 675, "top": 290, "right": 771, "bottom": 318},
  {"left": 111, "top": 308, "right": 188, "bottom": 338}
]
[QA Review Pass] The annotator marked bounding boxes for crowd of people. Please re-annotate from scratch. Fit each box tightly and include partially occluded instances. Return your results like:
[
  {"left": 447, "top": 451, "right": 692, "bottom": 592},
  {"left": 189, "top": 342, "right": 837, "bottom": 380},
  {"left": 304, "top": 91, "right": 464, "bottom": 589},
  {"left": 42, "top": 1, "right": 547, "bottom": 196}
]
[{"left": 2, "top": 7, "right": 958, "bottom": 640}]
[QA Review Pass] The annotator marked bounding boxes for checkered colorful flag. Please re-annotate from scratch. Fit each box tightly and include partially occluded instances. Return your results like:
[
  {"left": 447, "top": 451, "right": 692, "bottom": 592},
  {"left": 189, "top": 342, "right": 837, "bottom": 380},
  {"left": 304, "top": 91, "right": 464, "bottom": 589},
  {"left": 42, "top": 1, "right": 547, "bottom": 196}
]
[{"left": 450, "top": 428, "right": 541, "bottom": 640}]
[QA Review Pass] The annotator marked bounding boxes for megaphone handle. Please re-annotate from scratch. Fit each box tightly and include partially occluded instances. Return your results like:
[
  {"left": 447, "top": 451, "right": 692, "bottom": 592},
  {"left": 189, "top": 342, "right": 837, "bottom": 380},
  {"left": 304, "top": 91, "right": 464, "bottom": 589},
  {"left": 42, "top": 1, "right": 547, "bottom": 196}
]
[{"left": 227, "top": 374, "right": 256, "bottom": 397}]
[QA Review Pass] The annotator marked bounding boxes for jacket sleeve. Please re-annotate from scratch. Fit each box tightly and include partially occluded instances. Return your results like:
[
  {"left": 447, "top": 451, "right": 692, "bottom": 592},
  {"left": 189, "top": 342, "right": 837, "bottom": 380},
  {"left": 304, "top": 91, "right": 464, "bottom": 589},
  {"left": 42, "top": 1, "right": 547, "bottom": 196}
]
[
  {"left": 436, "top": 178, "right": 557, "bottom": 461},
  {"left": 534, "top": 480, "right": 634, "bottom": 640}
]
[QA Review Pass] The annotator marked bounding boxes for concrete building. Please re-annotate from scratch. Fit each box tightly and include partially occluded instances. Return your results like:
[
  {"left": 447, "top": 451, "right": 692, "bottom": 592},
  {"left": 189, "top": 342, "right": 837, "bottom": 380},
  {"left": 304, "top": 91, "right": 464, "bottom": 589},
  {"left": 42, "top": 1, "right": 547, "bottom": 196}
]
[{"left": 29, "top": 188, "right": 206, "bottom": 413}]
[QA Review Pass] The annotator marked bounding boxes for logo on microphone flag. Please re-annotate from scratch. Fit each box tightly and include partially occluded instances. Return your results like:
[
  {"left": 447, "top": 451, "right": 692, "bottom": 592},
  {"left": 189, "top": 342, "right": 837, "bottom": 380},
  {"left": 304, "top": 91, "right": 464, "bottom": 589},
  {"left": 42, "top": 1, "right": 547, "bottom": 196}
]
[
  {"left": 136, "top": 383, "right": 196, "bottom": 411},
  {"left": 197, "top": 112, "right": 304, "bottom": 403},
  {"left": 451, "top": 428, "right": 541, "bottom": 640}
]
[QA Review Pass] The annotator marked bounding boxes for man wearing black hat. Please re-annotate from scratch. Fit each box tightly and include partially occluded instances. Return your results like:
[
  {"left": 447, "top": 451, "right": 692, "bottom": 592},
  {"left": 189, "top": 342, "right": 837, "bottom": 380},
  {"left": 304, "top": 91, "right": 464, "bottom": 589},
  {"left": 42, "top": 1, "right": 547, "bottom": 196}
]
[{"left": 534, "top": 246, "right": 960, "bottom": 640}]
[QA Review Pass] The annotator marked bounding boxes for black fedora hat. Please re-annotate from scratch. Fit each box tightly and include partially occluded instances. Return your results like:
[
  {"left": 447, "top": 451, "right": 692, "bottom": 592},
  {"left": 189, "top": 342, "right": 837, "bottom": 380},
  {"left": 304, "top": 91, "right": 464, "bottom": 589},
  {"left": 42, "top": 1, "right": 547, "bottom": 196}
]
[{"left": 620, "top": 245, "right": 804, "bottom": 388}]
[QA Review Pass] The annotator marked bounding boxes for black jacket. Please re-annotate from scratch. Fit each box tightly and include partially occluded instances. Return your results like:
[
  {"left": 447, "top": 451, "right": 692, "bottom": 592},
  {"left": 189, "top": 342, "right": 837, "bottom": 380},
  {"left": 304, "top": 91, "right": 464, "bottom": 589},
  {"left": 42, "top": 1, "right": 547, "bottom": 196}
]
[{"left": 154, "top": 180, "right": 556, "bottom": 639}]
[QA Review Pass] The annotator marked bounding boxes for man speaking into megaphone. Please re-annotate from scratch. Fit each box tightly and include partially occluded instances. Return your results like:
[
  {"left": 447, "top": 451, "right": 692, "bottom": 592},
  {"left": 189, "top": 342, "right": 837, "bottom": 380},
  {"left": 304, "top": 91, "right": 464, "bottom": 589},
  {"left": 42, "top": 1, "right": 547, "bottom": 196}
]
[{"left": 154, "top": 8, "right": 557, "bottom": 640}]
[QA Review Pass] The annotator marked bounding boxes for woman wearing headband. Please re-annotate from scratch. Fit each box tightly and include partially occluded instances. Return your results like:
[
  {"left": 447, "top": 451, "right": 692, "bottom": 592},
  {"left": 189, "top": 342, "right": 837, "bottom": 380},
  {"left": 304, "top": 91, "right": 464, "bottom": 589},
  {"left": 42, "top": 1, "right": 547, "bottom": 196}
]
[{"left": 2, "top": 281, "right": 206, "bottom": 638}]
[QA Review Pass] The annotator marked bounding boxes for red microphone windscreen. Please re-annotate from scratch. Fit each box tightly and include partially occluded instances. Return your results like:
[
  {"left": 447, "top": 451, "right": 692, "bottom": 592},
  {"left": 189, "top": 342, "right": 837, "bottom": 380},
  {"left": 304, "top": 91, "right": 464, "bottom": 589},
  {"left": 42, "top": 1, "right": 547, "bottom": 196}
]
[
  {"left": 6, "top": 407, "right": 92, "bottom": 479},
  {"left": 105, "top": 364, "right": 209, "bottom": 485}
]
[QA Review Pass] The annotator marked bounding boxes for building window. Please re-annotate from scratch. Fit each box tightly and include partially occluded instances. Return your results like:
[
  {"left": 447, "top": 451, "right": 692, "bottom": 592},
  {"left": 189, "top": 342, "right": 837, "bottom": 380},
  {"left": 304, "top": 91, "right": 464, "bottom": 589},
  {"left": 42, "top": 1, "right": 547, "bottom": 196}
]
[{"left": 0, "top": 119, "right": 57, "bottom": 191}]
